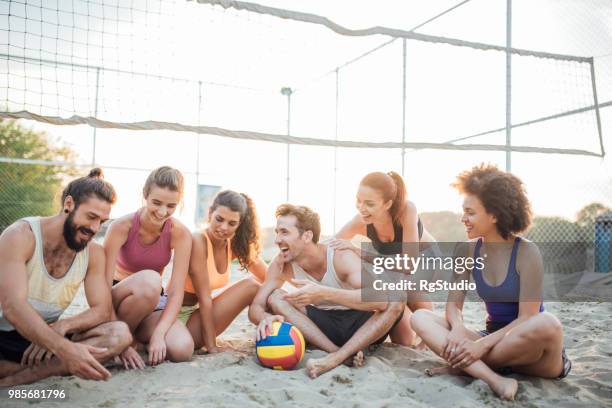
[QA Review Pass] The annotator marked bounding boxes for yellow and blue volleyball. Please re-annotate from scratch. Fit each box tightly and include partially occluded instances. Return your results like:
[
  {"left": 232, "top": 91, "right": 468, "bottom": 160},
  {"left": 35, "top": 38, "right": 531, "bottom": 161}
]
[{"left": 256, "top": 321, "right": 305, "bottom": 370}]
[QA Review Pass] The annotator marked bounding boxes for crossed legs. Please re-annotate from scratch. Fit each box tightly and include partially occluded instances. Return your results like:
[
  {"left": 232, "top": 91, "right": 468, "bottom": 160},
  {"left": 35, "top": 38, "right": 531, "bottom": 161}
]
[
  {"left": 267, "top": 289, "right": 404, "bottom": 378},
  {"left": 0, "top": 321, "right": 131, "bottom": 386},
  {"left": 411, "top": 309, "right": 564, "bottom": 400}
]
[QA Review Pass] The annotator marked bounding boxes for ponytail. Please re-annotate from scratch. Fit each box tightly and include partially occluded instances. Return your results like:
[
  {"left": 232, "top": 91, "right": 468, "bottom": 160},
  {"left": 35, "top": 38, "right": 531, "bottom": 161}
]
[
  {"left": 360, "top": 171, "right": 407, "bottom": 223},
  {"left": 387, "top": 171, "right": 407, "bottom": 223}
]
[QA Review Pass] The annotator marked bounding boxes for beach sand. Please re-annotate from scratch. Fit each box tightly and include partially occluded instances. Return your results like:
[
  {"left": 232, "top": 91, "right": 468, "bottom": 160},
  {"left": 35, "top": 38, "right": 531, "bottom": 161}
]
[{"left": 4, "top": 286, "right": 611, "bottom": 408}]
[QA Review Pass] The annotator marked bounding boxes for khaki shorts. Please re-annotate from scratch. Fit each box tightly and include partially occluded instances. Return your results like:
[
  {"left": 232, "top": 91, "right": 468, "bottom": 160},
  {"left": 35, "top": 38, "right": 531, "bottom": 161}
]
[{"left": 177, "top": 304, "right": 199, "bottom": 324}]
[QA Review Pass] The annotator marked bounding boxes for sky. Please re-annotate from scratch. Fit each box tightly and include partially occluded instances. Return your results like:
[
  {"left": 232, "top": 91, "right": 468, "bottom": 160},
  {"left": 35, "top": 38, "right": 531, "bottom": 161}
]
[{"left": 2, "top": 0, "right": 612, "bottom": 233}]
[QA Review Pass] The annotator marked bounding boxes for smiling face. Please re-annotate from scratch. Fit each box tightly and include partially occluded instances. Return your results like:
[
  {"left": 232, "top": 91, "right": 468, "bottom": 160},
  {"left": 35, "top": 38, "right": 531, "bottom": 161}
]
[
  {"left": 143, "top": 185, "right": 180, "bottom": 226},
  {"left": 208, "top": 205, "right": 241, "bottom": 241},
  {"left": 461, "top": 194, "right": 497, "bottom": 239},
  {"left": 355, "top": 184, "right": 393, "bottom": 224},
  {"left": 63, "top": 196, "right": 111, "bottom": 251},
  {"left": 274, "top": 214, "right": 311, "bottom": 262}
]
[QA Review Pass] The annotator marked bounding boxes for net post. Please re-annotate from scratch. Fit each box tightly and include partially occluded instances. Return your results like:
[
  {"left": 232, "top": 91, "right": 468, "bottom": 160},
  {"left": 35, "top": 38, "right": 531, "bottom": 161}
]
[
  {"left": 196, "top": 80, "right": 203, "bottom": 187},
  {"left": 92, "top": 67, "right": 101, "bottom": 166},
  {"left": 333, "top": 68, "right": 340, "bottom": 233},
  {"left": 505, "top": 0, "right": 512, "bottom": 171},
  {"left": 281, "top": 87, "right": 293, "bottom": 201},
  {"left": 589, "top": 58, "right": 605, "bottom": 157},
  {"left": 401, "top": 38, "right": 407, "bottom": 177}
]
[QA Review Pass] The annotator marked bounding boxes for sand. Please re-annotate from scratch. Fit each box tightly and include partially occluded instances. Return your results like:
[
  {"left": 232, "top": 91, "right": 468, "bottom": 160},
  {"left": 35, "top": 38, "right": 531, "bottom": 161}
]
[{"left": 3, "top": 290, "right": 612, "bottom": 408}]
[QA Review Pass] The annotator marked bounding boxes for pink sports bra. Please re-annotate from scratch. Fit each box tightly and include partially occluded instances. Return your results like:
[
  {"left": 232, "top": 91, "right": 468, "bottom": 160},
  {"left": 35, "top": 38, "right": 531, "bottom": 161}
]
[{"left": 115, "top": 211, "right": 172, "bottom": 279}]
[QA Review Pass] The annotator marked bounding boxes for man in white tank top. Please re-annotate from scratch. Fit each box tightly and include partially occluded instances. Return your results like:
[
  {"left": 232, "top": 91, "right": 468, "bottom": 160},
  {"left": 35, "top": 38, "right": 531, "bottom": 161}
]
[
  {"left": 249, "top": 204, "right": 404, "bottom": 379},
  {"left": 0, "top": 169, "right": 131, "bottom": 386}
]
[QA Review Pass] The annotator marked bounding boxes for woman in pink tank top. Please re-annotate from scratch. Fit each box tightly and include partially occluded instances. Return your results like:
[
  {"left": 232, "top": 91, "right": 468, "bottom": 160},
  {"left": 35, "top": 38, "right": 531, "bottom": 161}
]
[
  {"left": 183, "top": 190, "right": 267, "bottom": 353},
  {"left": 104, "top": 166, "right": 194, "bottom": 369}
]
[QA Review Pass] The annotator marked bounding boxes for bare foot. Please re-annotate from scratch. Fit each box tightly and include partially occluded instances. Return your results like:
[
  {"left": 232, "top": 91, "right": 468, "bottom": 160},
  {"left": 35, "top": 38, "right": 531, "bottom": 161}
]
[
  {"left": 490, "top": 377, "right": 518, "bottom": 401},
  {"left": 424, "top": 365, "right": 463, "bottom": 377},
  {"left": 306, "top": 356, "right": 341, "bottom": 379},
  {"left": 413, "top": 340, "right": 427, "bottom": 351},
  {"left": 352, "top": 350, "right": 365, "bottom": 368},
  {"left": 341, "top": 350, "right": 365, "bottom": 367}
]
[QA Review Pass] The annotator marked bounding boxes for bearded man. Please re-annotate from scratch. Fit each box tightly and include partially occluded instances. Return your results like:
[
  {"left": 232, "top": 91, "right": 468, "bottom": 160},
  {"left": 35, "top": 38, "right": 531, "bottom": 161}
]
[{"left": 0, "top": 168, "right": 131, "bottom": 386}]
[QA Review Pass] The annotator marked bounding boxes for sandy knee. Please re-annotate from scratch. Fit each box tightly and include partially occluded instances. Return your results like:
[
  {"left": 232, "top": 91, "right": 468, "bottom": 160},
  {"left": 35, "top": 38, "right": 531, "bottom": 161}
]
[
  {"left": 410, "top": 309, "right": 433, "bottom": 335},
  {"left": 530, "top": 312, "right": 563, "bottom": 340},
  {"left": 166, "top": 335, "right": 194, "bottom": 362},
  {"left": 266, "top": 289, "right": 286, "bottom": 312},
  {"left": 130, "top": 270, "right": 162, "bottom": 304},
  {"left": 109, "top": 321, "right": 133, "bottom": 351}
]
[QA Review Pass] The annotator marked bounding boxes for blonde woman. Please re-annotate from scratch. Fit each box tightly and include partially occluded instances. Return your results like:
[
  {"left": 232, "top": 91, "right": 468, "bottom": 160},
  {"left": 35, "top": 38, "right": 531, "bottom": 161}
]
[{"left": 104, "top": 166, "right": 193, "bottom": 368}]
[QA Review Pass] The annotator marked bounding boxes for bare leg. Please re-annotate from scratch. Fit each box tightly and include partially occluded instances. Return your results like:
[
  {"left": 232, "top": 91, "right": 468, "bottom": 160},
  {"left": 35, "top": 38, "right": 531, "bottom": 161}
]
[
  {"left": 186, "top": 278, "right": 260, "bottom": 349},
  {"left": 389, "top": 306, "right": 415, "bottom": 346},
  {"left": 306, "top": 301, "right": 404, "bottom": 379},
  {"left": 407, "top": 300, "right": 433, "bottom": 313},
  {"left": 267, "top": 289, "right": 339, "bottom": 354},
  {"left": 0, "top": 321, "right": 131, "bottom": 386},
  {"left": 0, "top": 361, "right": 23, "bottom": 378},
  {"left": 483, "top": 312, "right": 564, "bottom": 378},
  {"left": 411, "top": 309, "right": 518, "bottom": 400},
  {"left": 135, "top": 311, "right": 194, "bottom": 362},
  {"left": 112, "top": 270, "right": 161, "bottom": 332}
]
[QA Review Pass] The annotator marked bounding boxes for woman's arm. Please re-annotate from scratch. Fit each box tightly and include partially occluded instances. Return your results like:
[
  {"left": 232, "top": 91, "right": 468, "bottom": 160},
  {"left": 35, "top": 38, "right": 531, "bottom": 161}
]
[
  {"left": 189, "top": 232, "right": 217, "bottom": 352},
  {"left": 151, "top": 221, "right": 191, "bottom": 340},
  {"left": 102, "top": 216, "right": 131, "bottom": 320},
  {"left": 246, "top": 256, "right": 267, "bottom": 283}
]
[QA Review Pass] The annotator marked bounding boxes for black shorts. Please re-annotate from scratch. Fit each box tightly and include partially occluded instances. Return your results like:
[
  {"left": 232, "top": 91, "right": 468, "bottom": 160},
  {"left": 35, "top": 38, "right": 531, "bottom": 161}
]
[
  {"left": 0, "top": 330, "right": 32, "bottom": 362},
  {"left": 305, "top": 306, "right": 402, "bottom": 348}
]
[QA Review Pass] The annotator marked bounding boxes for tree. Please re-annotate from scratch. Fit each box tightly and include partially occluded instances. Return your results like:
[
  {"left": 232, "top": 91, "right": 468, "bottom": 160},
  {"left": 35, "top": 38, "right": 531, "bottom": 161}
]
[
  {"left": 0, "top": 120, "right": 77, "bottom": 232},
  {"left": 575, "top": 202, "right": 612, "bottom": 242}
]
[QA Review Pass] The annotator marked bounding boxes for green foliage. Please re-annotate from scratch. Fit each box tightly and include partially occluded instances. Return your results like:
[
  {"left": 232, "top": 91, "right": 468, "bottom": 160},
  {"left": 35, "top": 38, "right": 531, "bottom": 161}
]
[
  {"left": 0, "top": 120, "right": 77, "bottom": 232},
  {"left": 525, "top": 216, "right": 580, "bottom": 242},
  {"left": 575, "top": 202, "right": 612, "bottom": 242}
]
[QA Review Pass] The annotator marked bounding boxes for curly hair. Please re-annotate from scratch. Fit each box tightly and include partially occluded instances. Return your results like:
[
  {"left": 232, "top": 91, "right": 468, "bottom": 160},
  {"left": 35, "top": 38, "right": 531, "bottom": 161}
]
[
  {"left": 210, "top": 190, "right": 261, "bottom": 270},
  {"left": 452, "top": 163, "right": 532, "bottom": 239}
]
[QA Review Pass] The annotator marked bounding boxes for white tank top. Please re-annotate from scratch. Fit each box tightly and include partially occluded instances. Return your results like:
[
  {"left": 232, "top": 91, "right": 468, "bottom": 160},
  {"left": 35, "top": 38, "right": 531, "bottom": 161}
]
[
  {"left": 0, "top": 217, "right": 89, "bottom": 331},
  {"left": 290, "top": 246, "right": 352, "bottom": 310}
]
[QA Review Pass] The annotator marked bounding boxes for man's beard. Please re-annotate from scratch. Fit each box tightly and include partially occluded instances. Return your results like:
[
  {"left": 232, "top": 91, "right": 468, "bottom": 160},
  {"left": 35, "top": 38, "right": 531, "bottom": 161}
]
[{"left": 63, "top": 211, "right": 94, "bottom": 252}]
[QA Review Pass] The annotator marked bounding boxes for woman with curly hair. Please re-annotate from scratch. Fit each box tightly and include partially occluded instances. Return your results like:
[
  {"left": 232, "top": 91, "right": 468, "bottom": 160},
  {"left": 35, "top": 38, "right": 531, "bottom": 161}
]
[
  {"left": 411, "top": 164, "right": 571, "bottom": 400},
  {"left": 182, "top": 190, "right": 266, "bottom": 353}
]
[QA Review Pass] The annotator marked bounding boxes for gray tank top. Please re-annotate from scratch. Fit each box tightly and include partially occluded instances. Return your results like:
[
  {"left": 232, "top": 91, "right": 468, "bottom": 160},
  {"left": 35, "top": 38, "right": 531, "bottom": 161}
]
[{"left": 290, "top": 246, "right": 351, "bottom": 310}]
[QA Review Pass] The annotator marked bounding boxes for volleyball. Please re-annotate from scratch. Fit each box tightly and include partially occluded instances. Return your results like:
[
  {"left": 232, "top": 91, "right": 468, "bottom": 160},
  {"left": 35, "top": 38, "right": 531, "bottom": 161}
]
[{"left": 256, "top": 322, "right": 305, "bottom": 370}]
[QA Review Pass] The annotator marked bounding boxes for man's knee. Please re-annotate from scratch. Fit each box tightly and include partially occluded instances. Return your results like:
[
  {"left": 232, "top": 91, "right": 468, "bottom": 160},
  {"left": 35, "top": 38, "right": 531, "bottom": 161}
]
[
  {"left": 266, "top": 289, "right": 286, "bottom": 313},
  {"left": 166, "top": 335, "right": 194, "bottom": 363},
  {"left": 107, "top": 321, "right": 132, "bottom": 352}
]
